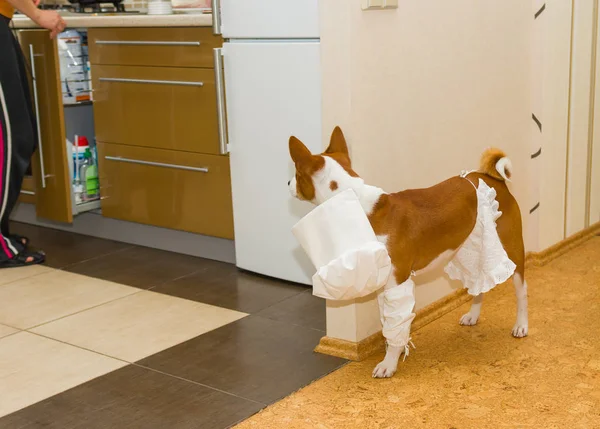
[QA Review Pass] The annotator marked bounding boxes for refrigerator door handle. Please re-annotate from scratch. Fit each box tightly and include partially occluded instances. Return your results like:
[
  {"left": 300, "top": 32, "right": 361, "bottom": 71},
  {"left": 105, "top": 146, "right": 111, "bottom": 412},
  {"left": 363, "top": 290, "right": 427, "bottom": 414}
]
[
  {"left": 213, "top": 48, "right": 228, "bottom": 154},
  {"left": 212, "top": 0, "right": 222, "bottom": 35}
]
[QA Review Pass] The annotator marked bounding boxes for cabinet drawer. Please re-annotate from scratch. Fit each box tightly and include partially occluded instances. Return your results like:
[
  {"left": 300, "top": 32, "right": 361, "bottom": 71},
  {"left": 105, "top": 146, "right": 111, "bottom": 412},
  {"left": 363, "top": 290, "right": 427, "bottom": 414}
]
[
  {"left": 88, "top": 27, "right": 221, "bottom": 68},
  {"left": 98, "top": 143, "right": 234, "bottom": 239},
  {"left": 93, "top": 65, "right": 221, "bottom": 154}
]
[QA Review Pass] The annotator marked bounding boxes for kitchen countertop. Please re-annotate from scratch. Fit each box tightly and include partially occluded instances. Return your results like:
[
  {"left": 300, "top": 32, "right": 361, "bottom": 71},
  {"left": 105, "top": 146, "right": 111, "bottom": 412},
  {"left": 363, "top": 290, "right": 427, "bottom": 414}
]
[{"left": 11, "top": 11, "right": 212, "bottom": 28}]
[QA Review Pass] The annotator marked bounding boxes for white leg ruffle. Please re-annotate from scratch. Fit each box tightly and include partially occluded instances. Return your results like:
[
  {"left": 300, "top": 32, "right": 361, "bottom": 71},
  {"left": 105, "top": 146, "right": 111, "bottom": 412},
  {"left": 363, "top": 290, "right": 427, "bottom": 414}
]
[
  {"left": 378, "top": 277, "right": 416, "bottom": 349},
  {"left": 373, "top": 278, "right": 416, "bottom": 378}
]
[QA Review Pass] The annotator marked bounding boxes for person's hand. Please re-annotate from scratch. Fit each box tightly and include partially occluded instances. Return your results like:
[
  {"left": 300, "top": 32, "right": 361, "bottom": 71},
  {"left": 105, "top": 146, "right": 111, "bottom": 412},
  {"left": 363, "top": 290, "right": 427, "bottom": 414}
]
[
  {"left": 32, "top": 10, "right": 66, "bottom": 39},
  {"left": 33, "top": 0, "right": 40, "bottom": 6}
]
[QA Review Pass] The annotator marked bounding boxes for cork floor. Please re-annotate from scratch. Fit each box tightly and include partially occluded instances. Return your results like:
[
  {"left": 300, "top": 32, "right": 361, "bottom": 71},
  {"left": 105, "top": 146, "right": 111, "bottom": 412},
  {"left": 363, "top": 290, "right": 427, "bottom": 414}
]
[{"left": 236, "top": 236, "right": 600, "bottom": 429}]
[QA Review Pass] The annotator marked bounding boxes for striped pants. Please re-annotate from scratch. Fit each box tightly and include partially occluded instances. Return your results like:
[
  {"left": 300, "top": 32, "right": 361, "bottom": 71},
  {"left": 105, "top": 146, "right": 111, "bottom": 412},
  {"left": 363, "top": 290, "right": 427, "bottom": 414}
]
[{"left": 0, "top": 15, "right": 37, "bottom": 262}]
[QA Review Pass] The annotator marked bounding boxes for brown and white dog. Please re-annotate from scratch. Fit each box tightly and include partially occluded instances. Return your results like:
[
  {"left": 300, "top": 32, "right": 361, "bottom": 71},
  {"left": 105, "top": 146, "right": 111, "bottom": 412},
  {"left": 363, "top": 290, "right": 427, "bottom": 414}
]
[{"left": 289, "top": 126, "right": 528, "bottom": 378}]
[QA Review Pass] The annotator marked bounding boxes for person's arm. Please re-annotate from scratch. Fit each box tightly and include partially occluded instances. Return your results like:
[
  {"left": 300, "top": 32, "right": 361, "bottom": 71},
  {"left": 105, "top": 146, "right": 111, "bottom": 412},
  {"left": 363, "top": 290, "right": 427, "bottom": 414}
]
[{"left": 6, "top": 0, "right": 66, "bottom": 38}]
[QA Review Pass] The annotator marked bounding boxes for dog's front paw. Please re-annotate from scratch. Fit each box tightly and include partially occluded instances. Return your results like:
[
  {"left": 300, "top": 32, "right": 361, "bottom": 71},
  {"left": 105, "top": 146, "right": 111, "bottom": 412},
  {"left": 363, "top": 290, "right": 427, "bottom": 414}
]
[
  {"left": 459, "top": 312, "right": 479, "bottom": 326},
  {"left": 512, "top": 323, "right": 528, "bottom": 338},
  {"left": 372, "top": 359, "right": 397, "bottom": 378}
]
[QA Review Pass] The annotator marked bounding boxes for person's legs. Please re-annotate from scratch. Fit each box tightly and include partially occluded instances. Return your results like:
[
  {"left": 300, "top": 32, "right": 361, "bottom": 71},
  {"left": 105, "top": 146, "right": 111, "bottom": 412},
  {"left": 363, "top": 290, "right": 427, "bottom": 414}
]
[{"left": 0, "top": 15, "right": 39, "bottom": 263}]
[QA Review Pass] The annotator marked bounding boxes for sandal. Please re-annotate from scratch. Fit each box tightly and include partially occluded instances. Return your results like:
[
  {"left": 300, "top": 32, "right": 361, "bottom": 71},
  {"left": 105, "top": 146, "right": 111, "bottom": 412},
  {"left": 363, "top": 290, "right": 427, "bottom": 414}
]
[{"left": 0, "top": 250, "right": 45, "bottom": 269}]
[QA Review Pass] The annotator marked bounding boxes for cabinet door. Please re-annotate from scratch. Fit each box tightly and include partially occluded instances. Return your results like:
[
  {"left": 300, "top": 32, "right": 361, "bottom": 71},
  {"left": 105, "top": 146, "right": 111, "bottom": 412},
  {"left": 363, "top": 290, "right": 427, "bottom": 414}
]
[
  {"left": 93, "top": 65, "right": 220, "bottom": 154},
  {"left": 97, "top": 142, "right": 234, "bottom": 239},
  {"left": 88, "top": 27, "right": 221, "bottom": 68},
  {"left": 18, "top": 30, "right": 72, "bottom": 223}
]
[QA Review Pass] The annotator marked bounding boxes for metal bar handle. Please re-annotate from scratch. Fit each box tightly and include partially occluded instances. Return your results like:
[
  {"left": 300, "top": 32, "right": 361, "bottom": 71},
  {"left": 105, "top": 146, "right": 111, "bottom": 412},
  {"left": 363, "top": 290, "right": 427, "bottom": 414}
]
[
  {"left": 213, "top": 48, "right": 228, "bottom": 154},
  {"left": 20, "top": 190, "right": 35, "bottom": 196},
  {"left": 105, "top": 156, "right": 209, "bottom": 173},
  {"left": 29, "top": 45, "right": 47, "bottom": 189},
  {"left": 95, "top": 40, "right": 201, "bottom": 46},
  {"left": 212, "top": 0, "right": 222, "bottom": 35},
  {"left": 99, "top": 77, "right": 204, "bottom": 87}
]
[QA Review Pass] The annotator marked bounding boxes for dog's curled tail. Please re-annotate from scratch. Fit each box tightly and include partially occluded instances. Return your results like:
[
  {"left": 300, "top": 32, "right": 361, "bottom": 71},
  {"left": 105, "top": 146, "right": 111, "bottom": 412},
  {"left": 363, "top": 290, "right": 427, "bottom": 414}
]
[{"left": 480, "top": 148, "right": 512, "bottom": 181}]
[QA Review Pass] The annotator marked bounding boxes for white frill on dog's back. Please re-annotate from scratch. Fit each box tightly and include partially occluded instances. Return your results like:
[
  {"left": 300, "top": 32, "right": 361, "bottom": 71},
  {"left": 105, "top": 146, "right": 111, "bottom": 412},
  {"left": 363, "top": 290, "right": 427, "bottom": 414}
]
[{"left": 445, "top": 179, "right": 517, "bottom": 296}]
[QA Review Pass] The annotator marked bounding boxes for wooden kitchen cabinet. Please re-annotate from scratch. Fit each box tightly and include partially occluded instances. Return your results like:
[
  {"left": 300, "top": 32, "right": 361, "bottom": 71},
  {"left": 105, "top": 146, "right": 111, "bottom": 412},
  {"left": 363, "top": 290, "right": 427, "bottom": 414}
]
[
  {"left": 88, "top": 27, "right": 220, "bottom": 68},
  {"left": 89, "top": 27, "right": 231, "bottom": 237},
  {"left": 92, "top": 65, "right": 221, "bottom": 154},
  {"left": 17, "top": 29, "right": 73, "bottom": 223},
  {"left": 14, "top": 27, "right": 231, "bottom": 240},
  {"left": 97, "top": 142, "right": 234, "bottom": 239}
]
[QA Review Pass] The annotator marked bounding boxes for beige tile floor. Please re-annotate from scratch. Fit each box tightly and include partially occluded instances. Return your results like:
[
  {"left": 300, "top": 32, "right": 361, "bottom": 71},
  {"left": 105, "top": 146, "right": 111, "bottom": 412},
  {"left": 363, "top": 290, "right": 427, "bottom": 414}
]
[
  {"left": 33, "top": 290, "right": 247, "bottom": 362},
  {"left": 0, "top": 332, "right": 127, "bottom": 417},
  {"left": 0, "top": 323, "right": 17, "bottom": 339},
  {"left": 0, "top": 265, "right": 52, "bottom": 286},
  {"left": 0, "top": 270, "right": 137, "bottom": 329},
  {"left": 0, "top": 266, "right": 248, "bottom": 417}
]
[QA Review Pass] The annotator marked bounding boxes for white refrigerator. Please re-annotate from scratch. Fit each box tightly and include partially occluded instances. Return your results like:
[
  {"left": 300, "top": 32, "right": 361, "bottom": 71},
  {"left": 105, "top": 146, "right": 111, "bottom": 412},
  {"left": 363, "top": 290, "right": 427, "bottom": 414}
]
[{"left": 212, "top": 0, "right": 321, "bottom": 284}]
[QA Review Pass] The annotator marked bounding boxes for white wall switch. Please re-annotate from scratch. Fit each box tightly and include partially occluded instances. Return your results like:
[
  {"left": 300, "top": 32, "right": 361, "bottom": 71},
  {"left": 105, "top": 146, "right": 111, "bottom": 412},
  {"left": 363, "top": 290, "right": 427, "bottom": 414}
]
[
  {"left": 362, "top": 0, "right": 383, "bottom": 10},
  {"left": 362, "top": 0, "right": 398, "bottom": 10}
]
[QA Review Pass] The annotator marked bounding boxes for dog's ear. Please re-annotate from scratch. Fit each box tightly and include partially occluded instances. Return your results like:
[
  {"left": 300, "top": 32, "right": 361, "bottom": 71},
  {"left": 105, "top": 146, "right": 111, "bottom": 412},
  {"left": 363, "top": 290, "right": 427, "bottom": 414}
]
[
  {"left": 325, "top": 126, "right": 349, "bottom": 156},
  {"left": 289, "top": 136, "right": 312, "bottom": 164}
]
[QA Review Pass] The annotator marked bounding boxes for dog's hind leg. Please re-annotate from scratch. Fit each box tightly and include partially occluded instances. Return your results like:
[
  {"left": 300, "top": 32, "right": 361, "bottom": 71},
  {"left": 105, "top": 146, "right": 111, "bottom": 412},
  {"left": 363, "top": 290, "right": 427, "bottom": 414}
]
[
  {"left": 459, "top": 293, "right": 483, "bottom": 326},
  {"left": 499, "top": 226, "right": 528, "bottom": 338},
  {"left": 512, "top": 272, "right": 528, "bottom": 337},
  {"left": 490, "top": 182, "right": 527, "bottom": 338}
]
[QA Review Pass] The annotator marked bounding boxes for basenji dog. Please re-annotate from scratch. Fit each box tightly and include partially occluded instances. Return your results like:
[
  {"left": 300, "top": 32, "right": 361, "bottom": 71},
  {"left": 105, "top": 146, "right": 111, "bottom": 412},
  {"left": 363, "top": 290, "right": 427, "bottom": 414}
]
[{"left": 288, "top": 126, "right": 528, "bottom": 378}]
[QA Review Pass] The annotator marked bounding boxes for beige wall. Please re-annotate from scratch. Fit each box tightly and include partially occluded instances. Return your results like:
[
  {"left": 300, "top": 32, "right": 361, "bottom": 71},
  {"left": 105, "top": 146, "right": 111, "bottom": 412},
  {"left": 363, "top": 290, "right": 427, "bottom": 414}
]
[
  {"left": 565, "top": 0, "right": 595, "bottom": 237},
  {"left": 567, "top": 0, "right": 600, "bottom": 230},
  {"left": 538, "top": 0, "right": 600, "bottom": 246},
  {"left": 320, "top": 1, "right": 532, "bottom": 310},
  {"left": 536, "top": 0, "right": 570, "bottom": 251},
  {"left": 591, "top": 13, "right": 600, "bottom": 225}
]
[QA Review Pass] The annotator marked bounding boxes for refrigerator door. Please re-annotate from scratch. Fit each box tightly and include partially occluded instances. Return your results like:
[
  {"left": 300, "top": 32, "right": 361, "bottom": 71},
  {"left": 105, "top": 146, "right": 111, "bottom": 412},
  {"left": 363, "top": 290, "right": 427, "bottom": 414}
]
[
  {"left": 220, "top": 0, "right": 319, "bottom": 39},
  {"left": 223, "top": 41, "right": 321, "bottom": 284}
]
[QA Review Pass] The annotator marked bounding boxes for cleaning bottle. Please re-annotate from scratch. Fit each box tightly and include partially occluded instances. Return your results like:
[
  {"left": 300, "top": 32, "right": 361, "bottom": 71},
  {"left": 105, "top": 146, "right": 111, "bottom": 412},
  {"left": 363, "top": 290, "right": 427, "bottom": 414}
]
[
  {"left": 80, "top": 148, "right": 99, "bottom": 201},
  {"left": 72, "top": 136, "right": 89, "bottom": 181}
]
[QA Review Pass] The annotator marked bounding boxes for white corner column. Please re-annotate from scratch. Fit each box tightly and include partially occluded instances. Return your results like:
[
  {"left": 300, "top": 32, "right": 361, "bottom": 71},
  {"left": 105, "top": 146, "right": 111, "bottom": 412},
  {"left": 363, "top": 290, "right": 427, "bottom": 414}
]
[
  {"left": 326, "top": 295, "right": 381, "bottom": 343},
  {"left": 314, "top": 294, "right": 383, "bottom": 361}
]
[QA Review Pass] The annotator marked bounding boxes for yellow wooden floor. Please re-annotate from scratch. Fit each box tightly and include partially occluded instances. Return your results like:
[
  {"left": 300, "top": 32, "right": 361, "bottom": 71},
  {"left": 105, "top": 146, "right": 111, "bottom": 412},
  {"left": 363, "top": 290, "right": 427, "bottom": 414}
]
[{"left": 236, "top": 237, "right": 600, "bottom": 429}]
